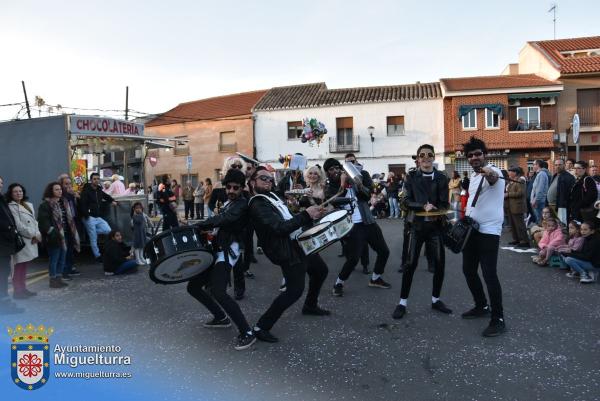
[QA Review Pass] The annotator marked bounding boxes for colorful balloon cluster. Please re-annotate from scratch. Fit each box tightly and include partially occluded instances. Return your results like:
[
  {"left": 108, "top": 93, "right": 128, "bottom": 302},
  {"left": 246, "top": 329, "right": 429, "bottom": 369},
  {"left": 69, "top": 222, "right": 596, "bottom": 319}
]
[
  {"left": 278, "top": 154, "right": 292, "bottom": 168},
  {"left": 301, "top": 118, "right": 327, "bottom": 146}
]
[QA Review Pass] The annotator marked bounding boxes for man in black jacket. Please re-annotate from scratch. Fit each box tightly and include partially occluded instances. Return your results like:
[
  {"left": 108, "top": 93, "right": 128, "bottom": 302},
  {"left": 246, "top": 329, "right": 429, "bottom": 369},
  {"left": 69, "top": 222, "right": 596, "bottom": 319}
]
[
  {"left": 324, "top": 157, "right": 391, "bottom": 297},
  {"left": 248, "top": 167, "right": 328, "bottom": 343},
  {"left": 393, "top": 144, "right": 452, "bottom": 319},
  {"left": 79, "top": 173, "right": 116, "bottom": 262},
  {"left": 188, "top": 169, "right": 256, "bottom": 351},
  {"left": 548, "top": 159, "right": 575, "bottom": 225}
]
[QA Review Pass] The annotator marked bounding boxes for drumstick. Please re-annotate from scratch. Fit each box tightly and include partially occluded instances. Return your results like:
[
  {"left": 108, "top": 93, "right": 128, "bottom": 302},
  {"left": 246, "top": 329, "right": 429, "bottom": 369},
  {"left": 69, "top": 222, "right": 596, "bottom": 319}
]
[{"left": 320, "top": 188, "right": 345, "bottom": 208}]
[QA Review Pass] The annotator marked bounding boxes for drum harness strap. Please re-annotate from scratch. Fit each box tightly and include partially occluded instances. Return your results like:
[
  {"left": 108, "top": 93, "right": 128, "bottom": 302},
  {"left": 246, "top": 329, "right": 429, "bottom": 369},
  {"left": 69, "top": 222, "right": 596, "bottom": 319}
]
[{"left": 249, "top": 193, "right": 303, "bottom": 240}]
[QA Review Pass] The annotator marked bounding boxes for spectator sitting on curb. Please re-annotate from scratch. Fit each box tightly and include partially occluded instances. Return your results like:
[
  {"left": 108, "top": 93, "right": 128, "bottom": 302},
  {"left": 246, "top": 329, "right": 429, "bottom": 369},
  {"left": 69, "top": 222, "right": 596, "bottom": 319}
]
[
  {"left": 103, "top": 230, "right": 138, "bottom": 276},
  {"left": 532, "top": 217, "right": 564, "bottom": 266}
]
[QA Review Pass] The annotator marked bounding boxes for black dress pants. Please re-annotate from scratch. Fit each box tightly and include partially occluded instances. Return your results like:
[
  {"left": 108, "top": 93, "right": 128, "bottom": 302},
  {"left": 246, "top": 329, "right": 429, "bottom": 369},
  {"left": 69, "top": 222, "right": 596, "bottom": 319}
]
[
  {"left": 161, "top": 207, "right": 179, "bottom": 230},
  {"left": 338, "top": 223, "right": 389, "bottom": 281},
  {"left": 256, "top": 253, "right": 328, "bottom": 331},
  {"left": 187, "top": 261, "right": 251, "bottom": 334},
  {"left": 462, "top": 230, "right": 504, "bottom": 319},
  {"left": 400, "top": 221, "right": 445, "bottom": 299},
  {"left": 184, "top": 200, "right": 194, "bottom": 219},
  {"left": 195, "top": 203, "right": 204, "bottom": 219}
]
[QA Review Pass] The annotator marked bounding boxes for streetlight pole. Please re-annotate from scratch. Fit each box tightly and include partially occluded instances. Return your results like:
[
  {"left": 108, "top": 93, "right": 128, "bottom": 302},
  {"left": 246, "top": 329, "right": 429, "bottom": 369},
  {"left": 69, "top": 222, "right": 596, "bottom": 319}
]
[{"left": 368, "top": 126, "right": 375, "bottom": 158}]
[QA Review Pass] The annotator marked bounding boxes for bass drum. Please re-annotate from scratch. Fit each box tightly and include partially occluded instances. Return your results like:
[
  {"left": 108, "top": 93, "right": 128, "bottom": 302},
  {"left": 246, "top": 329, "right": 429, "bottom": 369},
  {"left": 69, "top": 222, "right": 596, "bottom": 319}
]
[
  {"left": 319, "top": 210, "right": 353, "bottom": 239},
  {"left": 144, "top": 226, "right": 214, "bottom": 284}
]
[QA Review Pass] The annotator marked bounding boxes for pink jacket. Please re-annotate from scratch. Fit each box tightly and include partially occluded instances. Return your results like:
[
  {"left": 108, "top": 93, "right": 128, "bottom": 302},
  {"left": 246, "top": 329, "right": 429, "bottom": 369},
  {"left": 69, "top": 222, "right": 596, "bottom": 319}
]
[
  {"left": 538, "top": 228, "right": 565, "bottom": 250},
  {"left": 567, "top": 236, "right": 584, "bottom": 252}
]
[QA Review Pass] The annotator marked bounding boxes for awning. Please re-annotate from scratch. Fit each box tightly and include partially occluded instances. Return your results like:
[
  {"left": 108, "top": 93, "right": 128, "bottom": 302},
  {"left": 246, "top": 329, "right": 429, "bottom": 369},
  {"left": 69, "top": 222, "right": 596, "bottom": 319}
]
[
  {"left": 71, "top": 133, "right": 187, "bottom": 142},
  {"left": 508, "top": 92, "right": 560, "bottom": 100},
  {"left": 458, "top": 104, "right": 504, "bottom": 120}
]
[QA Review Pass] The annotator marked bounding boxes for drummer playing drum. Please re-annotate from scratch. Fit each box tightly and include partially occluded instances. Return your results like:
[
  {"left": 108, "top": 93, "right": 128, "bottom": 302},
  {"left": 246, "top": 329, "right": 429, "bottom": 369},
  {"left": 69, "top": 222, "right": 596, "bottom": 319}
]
[{"left": 187, "top": 169, "right": 257, "bottom": 351}]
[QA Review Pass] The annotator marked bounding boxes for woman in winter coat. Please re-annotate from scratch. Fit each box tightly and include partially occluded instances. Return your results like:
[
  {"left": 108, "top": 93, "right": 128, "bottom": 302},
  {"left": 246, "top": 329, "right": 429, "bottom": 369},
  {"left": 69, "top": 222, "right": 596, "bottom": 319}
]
[
  {"left": 0, "top": 176, "right": 25, "bottom": 314},
  {"left": 6, "top": 183, "right": 41, "bottom": 298},
  {"left": 37, "top": 182, "right": 81, "bottom": 288}
]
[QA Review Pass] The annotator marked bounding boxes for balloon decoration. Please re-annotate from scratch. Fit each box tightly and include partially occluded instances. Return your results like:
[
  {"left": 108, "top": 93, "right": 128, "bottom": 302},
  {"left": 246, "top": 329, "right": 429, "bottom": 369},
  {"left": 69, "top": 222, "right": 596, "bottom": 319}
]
[
  {"left": 301, "top": 118, "right": 327, "bottom": 146},
  {"left": 278, "top": 154, "right": 292, "bottom": 168}
]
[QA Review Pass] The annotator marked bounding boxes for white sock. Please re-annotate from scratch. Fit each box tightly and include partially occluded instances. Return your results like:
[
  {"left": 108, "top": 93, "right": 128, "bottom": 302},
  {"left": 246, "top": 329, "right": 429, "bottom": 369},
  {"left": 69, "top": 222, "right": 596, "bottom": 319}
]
[
  {"left": 335, "top": 278, "right": 344, "bottom": 286},
  {"left": 372, "top": 273, "right": 381, "bottom": 281},
  {"left": 432, "top": 297, "right": 440, "bottom": 304},
  {"left": 253, "top": 326, "right": 261, "bottom": 332},
  {"left": 399, "top": 298, "right": 408, "bottom": 306},
  {"left": 281, "top": 278, "right": 286, "bottom": 286}
]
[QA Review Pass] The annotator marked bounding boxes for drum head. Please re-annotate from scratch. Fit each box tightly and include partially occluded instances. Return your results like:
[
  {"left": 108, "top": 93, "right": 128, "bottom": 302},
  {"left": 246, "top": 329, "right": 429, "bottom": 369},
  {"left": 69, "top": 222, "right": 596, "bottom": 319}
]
[
  {"left": 297, "top": 222, "right": 331, "bottom": 239},
  {"left": 149, "top": 250, "right": 214, "bottom": 284},
  {"left": 320, "top": 210, "right": 348, "bottom": 223}
]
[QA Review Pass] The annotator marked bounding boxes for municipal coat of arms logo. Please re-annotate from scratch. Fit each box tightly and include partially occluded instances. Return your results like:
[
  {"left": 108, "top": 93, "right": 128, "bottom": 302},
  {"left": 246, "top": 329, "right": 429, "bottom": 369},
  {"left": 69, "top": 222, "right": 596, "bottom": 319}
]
[{"left": 8, "top": 323, "right": 53, "bottom": 390}]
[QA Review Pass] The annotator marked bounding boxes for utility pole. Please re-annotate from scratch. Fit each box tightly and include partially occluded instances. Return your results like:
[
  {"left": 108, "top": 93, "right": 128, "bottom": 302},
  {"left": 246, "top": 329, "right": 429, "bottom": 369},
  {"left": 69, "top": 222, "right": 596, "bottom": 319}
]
[
  {"left": 548, "top": 4, "right": 557, "bottom": 39},
  {"left": 125, "top": 86, "right": 129, "bottom": 121},
  {"left": 21, "top": 81, "right": 31, "bottom": 119}
]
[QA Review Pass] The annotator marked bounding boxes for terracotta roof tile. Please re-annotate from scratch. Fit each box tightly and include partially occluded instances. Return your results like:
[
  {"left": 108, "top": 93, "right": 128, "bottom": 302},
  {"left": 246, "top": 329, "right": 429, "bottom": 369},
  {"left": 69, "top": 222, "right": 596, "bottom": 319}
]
[
  {"left": 253, "top": 82, "right": 441, "bottom": 111},
  {"left": 441, "top": 74, "right": 560, "bottom": 92},
  {"left": 531, "top": 36, "right": 600, "bottom": 75},
  {"left": 146, "top": 90, "right": 268, "bottom": 127}
]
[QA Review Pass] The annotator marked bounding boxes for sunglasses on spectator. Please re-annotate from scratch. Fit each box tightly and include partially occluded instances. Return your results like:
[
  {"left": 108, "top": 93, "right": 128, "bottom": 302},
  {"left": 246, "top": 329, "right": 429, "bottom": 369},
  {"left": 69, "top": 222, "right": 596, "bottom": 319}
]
[
  {"left": 418, "top": 152, "right": 434, "bottom": 159},
  {"left": 328, "top": 166, "right": 341, "bottom": 171},
  {"left": 256, "top": 175, "right": 274, "bottom": 183},
  {"left": 467, "top": 151, "right": 484, "bottom": 158},
  {"left": 231, "top": 164, "right": 243, "bottom": 169},
  {"left": 346, "top": 159, "right": 357, "bottom": 164},
  {"left": 226, "top": 184, "right": 241, "bottom": 190}
]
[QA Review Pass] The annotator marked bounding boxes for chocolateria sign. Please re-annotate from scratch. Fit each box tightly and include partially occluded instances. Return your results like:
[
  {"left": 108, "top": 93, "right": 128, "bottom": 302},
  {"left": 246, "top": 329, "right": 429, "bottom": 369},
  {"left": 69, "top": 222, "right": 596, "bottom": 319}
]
[{"left": 70, "top": 116, "right": 144, "bottom": 136}]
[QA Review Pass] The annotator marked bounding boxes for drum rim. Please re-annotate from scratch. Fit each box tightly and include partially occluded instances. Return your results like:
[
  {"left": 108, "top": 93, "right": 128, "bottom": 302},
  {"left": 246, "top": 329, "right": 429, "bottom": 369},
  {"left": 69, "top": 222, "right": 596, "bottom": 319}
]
[
  {"left": 148, "top": 249, "right": 214, "bottom": 285},
  {"left": 320, "top": 209, "right": 349, "bottom": 223},
  {"left": 149, "top": 225, "right": 200, "bottom": 240},
  {"left": 297, "top": 222, "right": 331, "bottom": 239}
]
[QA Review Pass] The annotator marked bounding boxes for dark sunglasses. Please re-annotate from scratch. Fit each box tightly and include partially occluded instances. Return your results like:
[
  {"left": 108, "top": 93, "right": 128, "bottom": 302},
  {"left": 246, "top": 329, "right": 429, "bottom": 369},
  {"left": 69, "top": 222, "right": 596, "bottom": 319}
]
[
  {"left": 467, "top": 151, "right": 484, "bottom": 158},
  {"left": 256, "top": 175, "right": 274, "bottom": 183},
  {"left": 231, "top": 164, "right": 243, "bottom": 169},
  {"left": 328, "top": 166, "right": 341, "bottom": 171},
  {"left": 346, "top": 159, "right": 357, "bottom": 164},
  {"left": 418, "top": 152, "right": 434, "bottom": 159},
  {"left": 226, "top": 184, "right": 241, "bottom": 190}
]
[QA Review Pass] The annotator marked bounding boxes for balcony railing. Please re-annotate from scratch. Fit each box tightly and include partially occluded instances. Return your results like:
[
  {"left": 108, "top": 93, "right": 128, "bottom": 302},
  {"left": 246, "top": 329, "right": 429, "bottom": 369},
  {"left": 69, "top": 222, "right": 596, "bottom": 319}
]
[
  {"left": 329, "top": 135, "right": 360, "bottom": 153},
  {"left": 510, "top": 121, "right": 553, "bottom": 131}
]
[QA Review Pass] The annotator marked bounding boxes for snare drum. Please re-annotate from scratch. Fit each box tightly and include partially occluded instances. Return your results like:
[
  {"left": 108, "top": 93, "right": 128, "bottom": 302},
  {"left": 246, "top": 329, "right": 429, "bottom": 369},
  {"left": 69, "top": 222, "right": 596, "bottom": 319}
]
[
  {"left": 319, "top": 210, "right": 353, "bottom": 239},
  {"left": 296, "top": 222, "right": 337, "bottom": 256},
  {"left": 144, "top": 226, "right": 215, "bottom": 284}
]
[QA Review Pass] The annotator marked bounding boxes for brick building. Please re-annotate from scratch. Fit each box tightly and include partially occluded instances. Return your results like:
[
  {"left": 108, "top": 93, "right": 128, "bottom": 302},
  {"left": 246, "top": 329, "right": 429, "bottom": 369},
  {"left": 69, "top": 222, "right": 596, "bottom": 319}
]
[
  {"left": 441, "top": 74, "right": 563, "bottom": 173},
  {"left": 144, "top": 90, "right": 267, "bottom": 187},
  {"left": 503, "top": 36, "right": 600, "bottom": 163}
]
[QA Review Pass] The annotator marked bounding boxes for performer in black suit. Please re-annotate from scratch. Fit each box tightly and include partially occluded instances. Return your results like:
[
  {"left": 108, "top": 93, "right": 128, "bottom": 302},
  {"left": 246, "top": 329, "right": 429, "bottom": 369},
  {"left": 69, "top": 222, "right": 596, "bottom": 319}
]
[
  {"left": 248, "top": 167, "right": 330, "bottom": 343},
  {"left": 324, "top": 156, "right": 391, "bottom": 297},
  {"left": 393, "top": 144, "right": 452, "bottom": 319},
  {"left": 188, "top": 169, "right": 255, "bottom": 351}
]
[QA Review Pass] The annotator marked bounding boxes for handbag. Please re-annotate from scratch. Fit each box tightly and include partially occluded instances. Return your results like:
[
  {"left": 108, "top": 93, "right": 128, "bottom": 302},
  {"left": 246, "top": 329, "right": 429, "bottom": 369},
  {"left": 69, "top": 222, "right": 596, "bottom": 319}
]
[
  {"left": 13, "top": 228, "right": 26, "bottom": 253},
  {"left": 443, "top": 174, "right": 484, "bottom": 253}
]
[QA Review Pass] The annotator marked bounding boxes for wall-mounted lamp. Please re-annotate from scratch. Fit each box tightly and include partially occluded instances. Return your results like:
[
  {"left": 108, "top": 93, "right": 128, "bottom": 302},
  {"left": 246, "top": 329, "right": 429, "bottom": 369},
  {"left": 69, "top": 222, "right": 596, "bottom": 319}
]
[{"left": 368, "top": 126, "right": 375, "bottom": 142}]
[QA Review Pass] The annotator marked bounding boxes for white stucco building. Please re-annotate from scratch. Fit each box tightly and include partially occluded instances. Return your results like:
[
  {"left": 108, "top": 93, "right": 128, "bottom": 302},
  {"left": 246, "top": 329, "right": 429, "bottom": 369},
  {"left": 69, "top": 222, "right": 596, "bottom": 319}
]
[{"left": 252, "top": 82, "right": 445, "bottom": 176}]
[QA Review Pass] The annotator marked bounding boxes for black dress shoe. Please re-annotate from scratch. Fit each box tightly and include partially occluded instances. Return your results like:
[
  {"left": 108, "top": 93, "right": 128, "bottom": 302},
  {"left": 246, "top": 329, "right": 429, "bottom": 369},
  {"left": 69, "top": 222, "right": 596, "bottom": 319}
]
[
  {"left": 517, "top": 242, "right": 530, "bottom": 248},
  {"left": 234, "top": 290, "right": 245, "bottom": 301},
  {"left": 362, "top": 266, "right": 370, "bottom": 274},
  {"left": 251, "top": 257, "right": 258, "bottom": 263},
  {"left": 508, "top": 241, "right": 519, "bottom": 245},
  {"left": 482, "top": 318, "right": 506, "bottom": 337},
  {"left": 432, "top": 300, "right": 453, "bottom": 314},
  {"left": 461, "top": 305, "right": 491, "bottom": 319},
  {"left": 392, "top": 305, "right": 406, "bottom": 319},
  {"left": 302, "top": 305, "right": 331, "bottom": 316},
  {"left": 254, "top": 329, "right": 279, "bottom": 343}
]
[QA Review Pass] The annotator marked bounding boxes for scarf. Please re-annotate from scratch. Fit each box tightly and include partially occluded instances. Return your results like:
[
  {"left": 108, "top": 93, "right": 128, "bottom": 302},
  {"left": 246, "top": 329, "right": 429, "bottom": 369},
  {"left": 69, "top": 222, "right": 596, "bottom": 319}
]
[{"left": 46, "top": 197, "right": 81, "bottom": 252}]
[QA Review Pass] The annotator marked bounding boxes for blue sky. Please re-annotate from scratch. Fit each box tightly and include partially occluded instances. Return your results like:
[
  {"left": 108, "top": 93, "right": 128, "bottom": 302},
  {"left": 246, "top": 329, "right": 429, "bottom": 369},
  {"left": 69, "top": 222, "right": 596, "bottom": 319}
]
[{"left": 0, "top": 0, "right": 598, "bottom": 121}]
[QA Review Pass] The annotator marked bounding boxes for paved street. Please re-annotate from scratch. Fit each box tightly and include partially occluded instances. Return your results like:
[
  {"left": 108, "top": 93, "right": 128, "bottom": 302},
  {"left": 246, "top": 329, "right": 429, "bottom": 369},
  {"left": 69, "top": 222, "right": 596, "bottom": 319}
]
[{"left": 3, "top": 219, "right": 600, "bottom": 401}]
